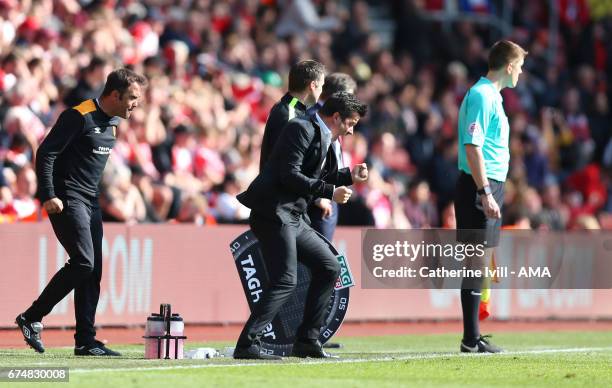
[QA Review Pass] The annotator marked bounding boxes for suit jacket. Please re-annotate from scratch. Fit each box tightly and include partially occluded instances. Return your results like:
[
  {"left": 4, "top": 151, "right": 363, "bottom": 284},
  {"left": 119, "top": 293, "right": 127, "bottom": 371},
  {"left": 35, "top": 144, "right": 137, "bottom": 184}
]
[
  {"left": 238, "top": 116, "right": 353, "bottom": 219},
  {"left": 259, "top": 93, "right": 307, "bottom": 172}
]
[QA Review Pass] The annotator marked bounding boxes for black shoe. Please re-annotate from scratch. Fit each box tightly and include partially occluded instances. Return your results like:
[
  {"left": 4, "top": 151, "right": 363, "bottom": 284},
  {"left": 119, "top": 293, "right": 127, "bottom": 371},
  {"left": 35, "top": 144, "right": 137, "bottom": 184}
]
[
  {"left": 291, "top": 340, "right": 338, "bottom": 358},
  {"left": 15, "top": 314, "right": 45, "bottom": 353},
  {"left": 460, "top": 335, "right": 503, "bottom": 353},
  {"left": 75, "top": 340, "right": 121, "bottom": 356},
  {"left": 322, "top": 342, "right": 343, "bottom": 349},
  {"left": 233, "top": 344, "right": 282, "bottom": 360}
]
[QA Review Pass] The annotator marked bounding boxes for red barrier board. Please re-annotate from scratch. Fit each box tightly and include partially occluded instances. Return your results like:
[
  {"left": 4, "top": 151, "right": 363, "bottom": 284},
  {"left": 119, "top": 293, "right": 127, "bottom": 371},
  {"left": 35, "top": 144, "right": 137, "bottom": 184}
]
[{"left": 1, "top": 224, "right": 611, "bottom": 328}]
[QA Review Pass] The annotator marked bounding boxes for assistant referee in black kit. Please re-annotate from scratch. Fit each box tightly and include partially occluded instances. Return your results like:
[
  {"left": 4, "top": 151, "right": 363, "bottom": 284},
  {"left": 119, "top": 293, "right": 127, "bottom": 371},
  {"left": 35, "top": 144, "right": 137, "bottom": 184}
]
[{"left": 16, "top": 68, "right": 147, "bottom": 356}]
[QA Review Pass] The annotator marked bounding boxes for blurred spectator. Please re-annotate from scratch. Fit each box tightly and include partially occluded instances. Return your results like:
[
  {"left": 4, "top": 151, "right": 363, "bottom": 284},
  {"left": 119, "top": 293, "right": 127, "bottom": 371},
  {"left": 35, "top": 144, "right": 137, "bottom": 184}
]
[
  {"left": 538, "top": 178, "right": 569, "bottom": 230},
  {"left": 557, "top": 87, "right": 594, "bottom": 172},
  {"left": 0, "top": 163, "right": 39, "bottom": 221},
  {"left": 100, "top": 159, "right": 147, "bottom": 224},
  {"left": 522, "top": 130, "right": 549, "bottom": 190},
  {"left": 565, "top": 163, "right": 607, "bottom": 222},
  {"left": 172, "top": 192, "right": 216, "bottom": 225},
  {"left": 193, "top": 129, "right": 226, "bottom": 191},
  {"left": 427, "top": 138, "right": 459, "bottom": 208},
  {"left": 63, "top": 57, "right": 110, "bottom": 108},
  {"left": 367, "top": 132, "right": 413, "bottom": 181},
  {"left": 0, "top": 160, "right": 11, "bottom": 205},
  {"left": 275, "top": 0, "right": 339, "bottom": 38},
  {"left": 403, "top": 179, "right": 438, "bottom": 228},
  {"left": 214, "top": 173, "right": 250, "bottom": 223},
  {"left": 589, "top": 92, "right": 610, "bottom": 164},
  {"left": 441, "top": 201, "right": 456, "bottom": 229},
  {"left": 3, "top": 78, "right": 45, "bottom": 159},
  {"left": 502, "top": 206, "right": 532, "bottom": 230},
  {"left": 392, "top": 0, "right": 433, "bottom": 68},
  {"left": 333, "top": 0, "right": 371, "bottom": 62},
  {"left": 573, "top": 214, "right": 601, "bottom": 230}
]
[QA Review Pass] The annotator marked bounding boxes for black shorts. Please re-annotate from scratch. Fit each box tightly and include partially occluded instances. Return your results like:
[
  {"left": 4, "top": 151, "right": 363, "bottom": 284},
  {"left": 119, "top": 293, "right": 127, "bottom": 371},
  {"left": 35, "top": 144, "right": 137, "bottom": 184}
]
[{"left": 454, "top": 172, "right": 505, "bottom": 248}]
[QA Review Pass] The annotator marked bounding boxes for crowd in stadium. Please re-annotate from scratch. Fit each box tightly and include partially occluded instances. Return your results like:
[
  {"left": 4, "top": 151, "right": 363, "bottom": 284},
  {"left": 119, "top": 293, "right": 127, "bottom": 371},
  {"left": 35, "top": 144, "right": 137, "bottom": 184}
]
[{"left": 0, "top": 0, "right": 610, "bottom": 230}]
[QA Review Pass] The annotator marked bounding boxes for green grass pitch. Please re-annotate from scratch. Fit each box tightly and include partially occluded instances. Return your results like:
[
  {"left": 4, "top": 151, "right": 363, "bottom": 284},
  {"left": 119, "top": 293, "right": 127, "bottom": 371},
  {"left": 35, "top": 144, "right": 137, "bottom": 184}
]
[{"left": 1, "top": 331, "right": 611, "bottom": 387}]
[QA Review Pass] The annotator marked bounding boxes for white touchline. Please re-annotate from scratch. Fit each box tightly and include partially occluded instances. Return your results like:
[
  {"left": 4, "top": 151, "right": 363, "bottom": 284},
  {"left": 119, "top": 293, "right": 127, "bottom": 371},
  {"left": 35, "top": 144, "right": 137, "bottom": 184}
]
[{"left": 69, "top": 347, "right": 612, "bottom": 374}]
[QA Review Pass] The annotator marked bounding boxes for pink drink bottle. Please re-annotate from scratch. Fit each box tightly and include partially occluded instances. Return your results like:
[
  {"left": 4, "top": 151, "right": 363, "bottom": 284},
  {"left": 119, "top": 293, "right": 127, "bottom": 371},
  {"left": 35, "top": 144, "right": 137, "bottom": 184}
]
[
  {"left": 144, "top": 314, "right": 166, "bottom": 359},
  {"left": 169, "top": 314, "right": 185, "bottom": 359}
]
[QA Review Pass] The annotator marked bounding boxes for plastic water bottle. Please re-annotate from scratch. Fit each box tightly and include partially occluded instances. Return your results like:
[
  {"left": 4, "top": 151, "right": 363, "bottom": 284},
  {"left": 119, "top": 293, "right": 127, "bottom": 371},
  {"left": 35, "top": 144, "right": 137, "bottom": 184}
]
[
  {"left": 169, "top": 314, "right": 185, "bottom": 359},
  {"left": 144, "top": 313, "right": 165, "bottom": 359},
  {"left": 144, "top": 311, "right": 185, "bottom": 359}
]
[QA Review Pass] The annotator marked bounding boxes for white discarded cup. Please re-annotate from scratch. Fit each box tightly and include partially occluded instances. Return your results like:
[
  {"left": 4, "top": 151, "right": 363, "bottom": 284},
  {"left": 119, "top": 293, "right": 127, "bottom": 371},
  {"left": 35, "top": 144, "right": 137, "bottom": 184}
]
[
  {"left": 184, "top": 347, "right": 218, "bottom": 359},
  {"left": 220, "top": 346, "right": 235, "bottom": 357}
]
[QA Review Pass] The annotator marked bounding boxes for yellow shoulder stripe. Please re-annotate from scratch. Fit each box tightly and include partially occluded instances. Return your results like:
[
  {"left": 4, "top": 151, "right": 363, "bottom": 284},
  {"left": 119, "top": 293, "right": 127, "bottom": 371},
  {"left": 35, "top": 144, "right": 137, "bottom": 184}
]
[{"left": 74, "top": 100, "right": 96, "bottom": 116}]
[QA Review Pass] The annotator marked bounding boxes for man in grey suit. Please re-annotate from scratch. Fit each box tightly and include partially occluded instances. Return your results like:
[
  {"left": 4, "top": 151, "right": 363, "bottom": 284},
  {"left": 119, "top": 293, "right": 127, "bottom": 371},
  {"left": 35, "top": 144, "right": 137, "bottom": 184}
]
[{"left": 234, "top": 92, "right": 368, "bottom": 360}]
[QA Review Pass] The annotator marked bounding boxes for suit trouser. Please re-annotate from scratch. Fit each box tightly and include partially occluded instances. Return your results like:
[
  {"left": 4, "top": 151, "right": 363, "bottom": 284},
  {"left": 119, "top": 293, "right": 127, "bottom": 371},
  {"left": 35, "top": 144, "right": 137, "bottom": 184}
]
[
  {"left": 307, "top": 201, "right": 338, "bottom": 241},
  {"left": 236, "top": 210, "right": 341, "bottom": 347},
  {"left": 24, "top": 197, "right": 103, "bottom": 346}
]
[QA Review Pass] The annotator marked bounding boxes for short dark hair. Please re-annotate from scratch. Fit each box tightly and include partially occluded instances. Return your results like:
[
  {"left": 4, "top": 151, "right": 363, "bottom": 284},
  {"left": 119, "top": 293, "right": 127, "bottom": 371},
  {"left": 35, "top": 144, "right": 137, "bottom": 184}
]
[
  {"left": 488, "top": 40, "right": 528, "bottom": 70},
  {"left": 86, "top": 56, "right": 107, "bottom": 73},
  {"left": 288, "top": 60, "right": 325, "bottom": 93},
  {"left": 101, "top": 68, "right": 148, "bottom": 97},
  {"left": 320, "top": 73, "right": 357, "bottom": 100},
  {"left": 319, "top": 92, "right": 368, "bottom": 119}
]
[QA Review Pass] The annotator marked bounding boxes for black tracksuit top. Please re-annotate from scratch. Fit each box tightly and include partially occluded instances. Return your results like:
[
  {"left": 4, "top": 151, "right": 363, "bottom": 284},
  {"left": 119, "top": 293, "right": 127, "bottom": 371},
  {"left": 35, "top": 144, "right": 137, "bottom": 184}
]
[
  {"left": 259, "top": 92, "right": 307, "bottom": 172},
  {"left": 36, "top": 99, "right": 120, "bottom": 205}
]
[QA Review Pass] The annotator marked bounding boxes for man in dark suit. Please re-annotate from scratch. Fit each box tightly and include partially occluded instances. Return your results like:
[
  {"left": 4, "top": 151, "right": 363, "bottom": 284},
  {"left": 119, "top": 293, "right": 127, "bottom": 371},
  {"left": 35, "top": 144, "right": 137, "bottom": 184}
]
[
  {"left": 234, "top": 92, "right": 368, "bottom": 360},
  {"left": 259, "top": 60, "right": 326, "bottom": 172},
  {"left": 306, "top": 73, "right": 357, "bottom": 242}
]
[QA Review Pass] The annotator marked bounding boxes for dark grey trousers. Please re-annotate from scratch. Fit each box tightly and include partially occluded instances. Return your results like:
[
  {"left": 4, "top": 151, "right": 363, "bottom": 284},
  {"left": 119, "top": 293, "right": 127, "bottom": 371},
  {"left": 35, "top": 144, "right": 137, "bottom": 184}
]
[
  {"left": 236, "top": 210, "right": 340, "bottom": 347},
  {"left": 24, "top": 197, "right": 103, "bottom": 346}
]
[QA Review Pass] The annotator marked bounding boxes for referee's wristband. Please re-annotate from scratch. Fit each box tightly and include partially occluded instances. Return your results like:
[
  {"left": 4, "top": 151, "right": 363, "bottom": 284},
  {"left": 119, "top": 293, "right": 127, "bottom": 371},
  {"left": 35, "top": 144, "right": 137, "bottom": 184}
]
[{"left": 477, "top": 185, "right": 492, "bottom": 196}]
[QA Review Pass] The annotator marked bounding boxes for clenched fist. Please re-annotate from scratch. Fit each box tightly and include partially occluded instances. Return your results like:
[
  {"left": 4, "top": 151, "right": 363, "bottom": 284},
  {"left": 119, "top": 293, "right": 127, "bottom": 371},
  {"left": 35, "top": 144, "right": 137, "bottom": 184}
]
[
  {"left": 332, "top": 186, "right": 352, "bottom": 204},
  {"left": 351, "top": 163, "right": 368, "bottom": 183}
]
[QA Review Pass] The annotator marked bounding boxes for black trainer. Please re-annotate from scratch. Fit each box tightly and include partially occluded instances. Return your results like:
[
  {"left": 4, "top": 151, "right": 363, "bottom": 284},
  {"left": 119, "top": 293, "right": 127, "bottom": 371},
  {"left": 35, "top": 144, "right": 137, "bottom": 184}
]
[
  {"left": 291, "top": 340, "right": 338, "bottom": 358},
  {"left": 15, "top": 314, "right": 45, "bottom": 353},
  {"left": 460, "top": 335, "right": 503, "bottom": 353},
  {"left": 75, "top": 340, "right": 121, "bottom": 356}
]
